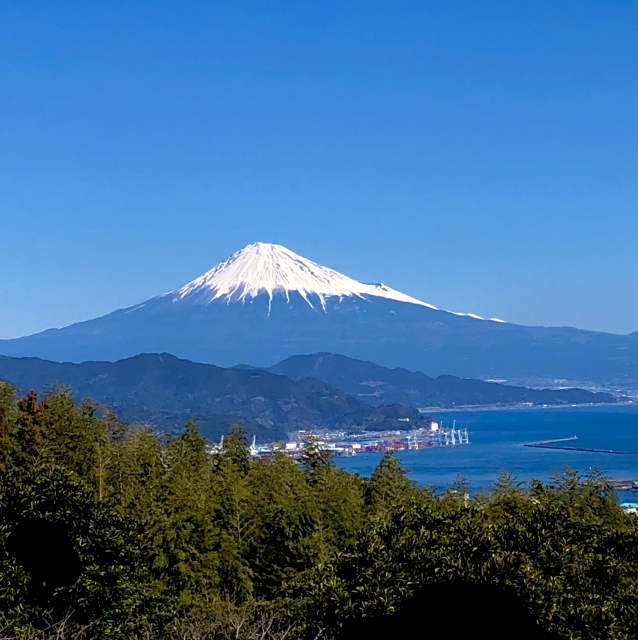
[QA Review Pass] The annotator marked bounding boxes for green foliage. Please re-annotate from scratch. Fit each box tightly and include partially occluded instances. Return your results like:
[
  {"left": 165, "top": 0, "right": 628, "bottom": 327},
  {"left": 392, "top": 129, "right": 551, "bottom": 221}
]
[
  {"left": 0, "top": 353, "right": 438, "bottom": 444},
  {"left": 0, "top": 462, "right": 159, "bottom": 637},
  {"left": 1, "top": 382, "right": 638, "bottom": 639},
  {"left": 300, "top": 433, "right": 333, "bottom": 478},
  {"left": 220, "top": 424, "right": 251, "bottom": 478},
  {"left": 364, "top": 451, "right": 421, "bottom": 518}
]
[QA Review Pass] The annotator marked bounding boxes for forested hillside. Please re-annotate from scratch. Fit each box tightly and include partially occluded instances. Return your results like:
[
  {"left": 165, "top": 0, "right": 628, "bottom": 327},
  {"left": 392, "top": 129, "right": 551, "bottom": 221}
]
[
  {"left": 0, "top": 353, "right": 433, "bottom": 442},
  {"left": 0, "top": 352, "right": 616, "bottom": 447},
  {"left": 1, "top": 383, "right": 637, "bottom": 639},
  {"left": 267, "top": 353, "right": 617, "bottom": 407}
]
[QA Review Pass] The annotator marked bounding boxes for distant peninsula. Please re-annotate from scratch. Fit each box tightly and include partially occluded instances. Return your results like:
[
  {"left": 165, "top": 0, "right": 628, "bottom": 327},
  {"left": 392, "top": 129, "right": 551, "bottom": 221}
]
[{"left": 265, "top": 353, "right": 618, "bottom": 410}]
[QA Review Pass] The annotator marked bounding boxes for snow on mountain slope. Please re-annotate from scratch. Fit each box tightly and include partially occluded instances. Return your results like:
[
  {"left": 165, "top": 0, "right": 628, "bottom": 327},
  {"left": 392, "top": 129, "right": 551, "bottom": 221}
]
[
  {"left": 166, "top": 242, "right": 439, "bottom": 312},
  {"left": 2, "top": 243, "right": 637, "bottom": 385}
]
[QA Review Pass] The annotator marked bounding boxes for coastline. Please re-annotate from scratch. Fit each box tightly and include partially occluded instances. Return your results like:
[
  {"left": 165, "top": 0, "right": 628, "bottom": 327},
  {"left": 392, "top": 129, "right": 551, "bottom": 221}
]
[{"left": 420, "top": 401, "right": 637, "bottom": 414}]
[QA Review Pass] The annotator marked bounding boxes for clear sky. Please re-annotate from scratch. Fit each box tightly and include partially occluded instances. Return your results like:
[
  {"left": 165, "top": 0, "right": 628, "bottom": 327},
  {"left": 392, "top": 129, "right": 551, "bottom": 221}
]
[{"left": 1, "top": 0, "right": 637, "bottom": 339}]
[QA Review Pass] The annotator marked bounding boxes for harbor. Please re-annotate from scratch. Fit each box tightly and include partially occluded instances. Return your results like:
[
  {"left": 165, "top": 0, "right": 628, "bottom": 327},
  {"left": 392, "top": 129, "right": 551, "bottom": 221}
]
[{"left": 250, "top": 418, "right": 470, "bottom": 458}]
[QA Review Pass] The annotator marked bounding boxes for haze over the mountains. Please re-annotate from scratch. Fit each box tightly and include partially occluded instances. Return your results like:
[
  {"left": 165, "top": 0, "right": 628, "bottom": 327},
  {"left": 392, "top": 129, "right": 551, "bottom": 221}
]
[{"left": 1, "top": 242, "right": 637, "bottom": 388}]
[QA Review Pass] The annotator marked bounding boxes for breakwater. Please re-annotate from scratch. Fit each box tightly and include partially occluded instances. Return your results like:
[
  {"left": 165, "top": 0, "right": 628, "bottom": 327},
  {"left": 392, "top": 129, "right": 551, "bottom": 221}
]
[{"left": 524, "top": 436, "right": 638, "bottom": 455}]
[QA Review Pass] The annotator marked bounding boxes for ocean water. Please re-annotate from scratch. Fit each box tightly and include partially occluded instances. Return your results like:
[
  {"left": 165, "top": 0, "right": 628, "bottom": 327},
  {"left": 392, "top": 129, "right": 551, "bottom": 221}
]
[{"left": 335, "top": 405, "right": 638, "bottom": 502}]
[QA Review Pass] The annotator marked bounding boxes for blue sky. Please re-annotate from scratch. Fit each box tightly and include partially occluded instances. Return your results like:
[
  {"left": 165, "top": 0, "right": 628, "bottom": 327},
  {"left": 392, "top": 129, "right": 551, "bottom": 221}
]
[{"left": 1, "top": 0, "right": 637, "bottom": 338}]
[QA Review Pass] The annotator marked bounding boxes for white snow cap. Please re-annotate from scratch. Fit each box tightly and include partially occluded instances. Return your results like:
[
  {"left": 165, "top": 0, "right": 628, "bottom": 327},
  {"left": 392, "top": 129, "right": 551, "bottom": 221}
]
[
  {"left": 169, "top": 242, "right": 502, "bottom": 321},
  {"left": 171, "top": 242, "right": 434, "bottom": 310}
]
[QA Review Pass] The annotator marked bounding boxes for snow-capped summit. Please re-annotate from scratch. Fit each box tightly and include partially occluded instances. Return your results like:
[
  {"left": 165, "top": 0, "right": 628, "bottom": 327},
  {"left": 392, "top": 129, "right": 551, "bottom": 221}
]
[
  {"left": 1, "top": 241, "right": 634, "bottom": 387},
  {"left": 168, "top": 242, "right": 437, "bottom": 311}
]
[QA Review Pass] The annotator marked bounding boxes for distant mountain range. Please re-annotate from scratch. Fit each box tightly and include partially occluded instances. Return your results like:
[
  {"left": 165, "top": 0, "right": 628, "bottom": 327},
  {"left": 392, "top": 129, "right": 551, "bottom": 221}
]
[
  {"left": 266, "top": 353, "right": 618, "bottom": 408},
  {"left": 0, "top": 352, "right": 616, "bottom": 443},
  {"left": 0, "top": 243, "right": 636, "bottom": 387},
  {"left": 0, "top": 353, "right": 433, "bottom": 442}
]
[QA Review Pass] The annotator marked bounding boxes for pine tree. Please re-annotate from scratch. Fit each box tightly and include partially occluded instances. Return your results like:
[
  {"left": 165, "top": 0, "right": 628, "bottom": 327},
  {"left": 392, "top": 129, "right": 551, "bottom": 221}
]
[{"left": 364, "top": 451, "right": 418, "bottom": 518}]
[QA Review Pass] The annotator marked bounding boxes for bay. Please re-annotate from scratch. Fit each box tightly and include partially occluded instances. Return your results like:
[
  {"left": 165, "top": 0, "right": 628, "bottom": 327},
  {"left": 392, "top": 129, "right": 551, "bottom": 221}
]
[{"left": 335, "top": 405, "right": 638, "bottom": 502}]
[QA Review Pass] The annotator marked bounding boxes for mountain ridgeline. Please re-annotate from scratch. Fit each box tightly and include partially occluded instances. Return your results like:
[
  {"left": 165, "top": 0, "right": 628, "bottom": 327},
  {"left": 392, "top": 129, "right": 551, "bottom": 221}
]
[
  {"left": 1, "top": 242, "right": 637, "bottom": 388},
  {"left": 0, "top": 352, "right": 615, "bottom": 443},
  {"left": 0, "top": 353, "right": 432, "bottom": 442},
  {"left": 266, "top": 353, "right": 617, "bottom": 408}
]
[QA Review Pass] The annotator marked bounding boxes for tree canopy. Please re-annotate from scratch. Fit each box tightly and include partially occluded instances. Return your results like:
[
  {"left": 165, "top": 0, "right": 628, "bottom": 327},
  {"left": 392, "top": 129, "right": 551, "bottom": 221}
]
[{"left": 0, "top": 383, "right": 637, "bottom": 639}]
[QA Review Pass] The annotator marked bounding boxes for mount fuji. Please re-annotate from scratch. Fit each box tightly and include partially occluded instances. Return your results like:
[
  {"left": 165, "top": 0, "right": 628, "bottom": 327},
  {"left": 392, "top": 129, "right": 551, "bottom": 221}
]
[{"left": 1, "top": 242, "right": 637, "bottom": 387}]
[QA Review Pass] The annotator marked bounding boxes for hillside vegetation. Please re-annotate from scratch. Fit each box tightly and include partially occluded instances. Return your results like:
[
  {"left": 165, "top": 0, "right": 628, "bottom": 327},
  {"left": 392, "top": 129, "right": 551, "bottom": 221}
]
[
  {"left": 0, "top": 353, "right": 616, "bottom": 445},
  {"left": 0, "top": 353, "right": 433, "bottom": 442},
  {"left": 1, "top": 384, "right": 638, "bottom": 639},
  {"left": 267, "top": 353, "right": 617, "bottom": 407}
]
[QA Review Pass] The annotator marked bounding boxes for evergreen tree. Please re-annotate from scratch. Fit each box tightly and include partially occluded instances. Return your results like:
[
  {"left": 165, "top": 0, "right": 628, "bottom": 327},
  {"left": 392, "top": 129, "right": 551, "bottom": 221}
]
[
  {"left": 1, "top": 385, "right": 638, "bottom": 639},
  {"left": 363, "top": 451, "right": 418, "bottom": 518},
  {"left": 300, "top": 434, "right": 333, "bottom": 479}
]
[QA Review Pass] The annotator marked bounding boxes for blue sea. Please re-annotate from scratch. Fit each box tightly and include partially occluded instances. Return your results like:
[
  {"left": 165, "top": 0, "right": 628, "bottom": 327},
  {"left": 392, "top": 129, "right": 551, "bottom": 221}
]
[{"left": 335, "top": 405, "right": 638, "bottom": 503}]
